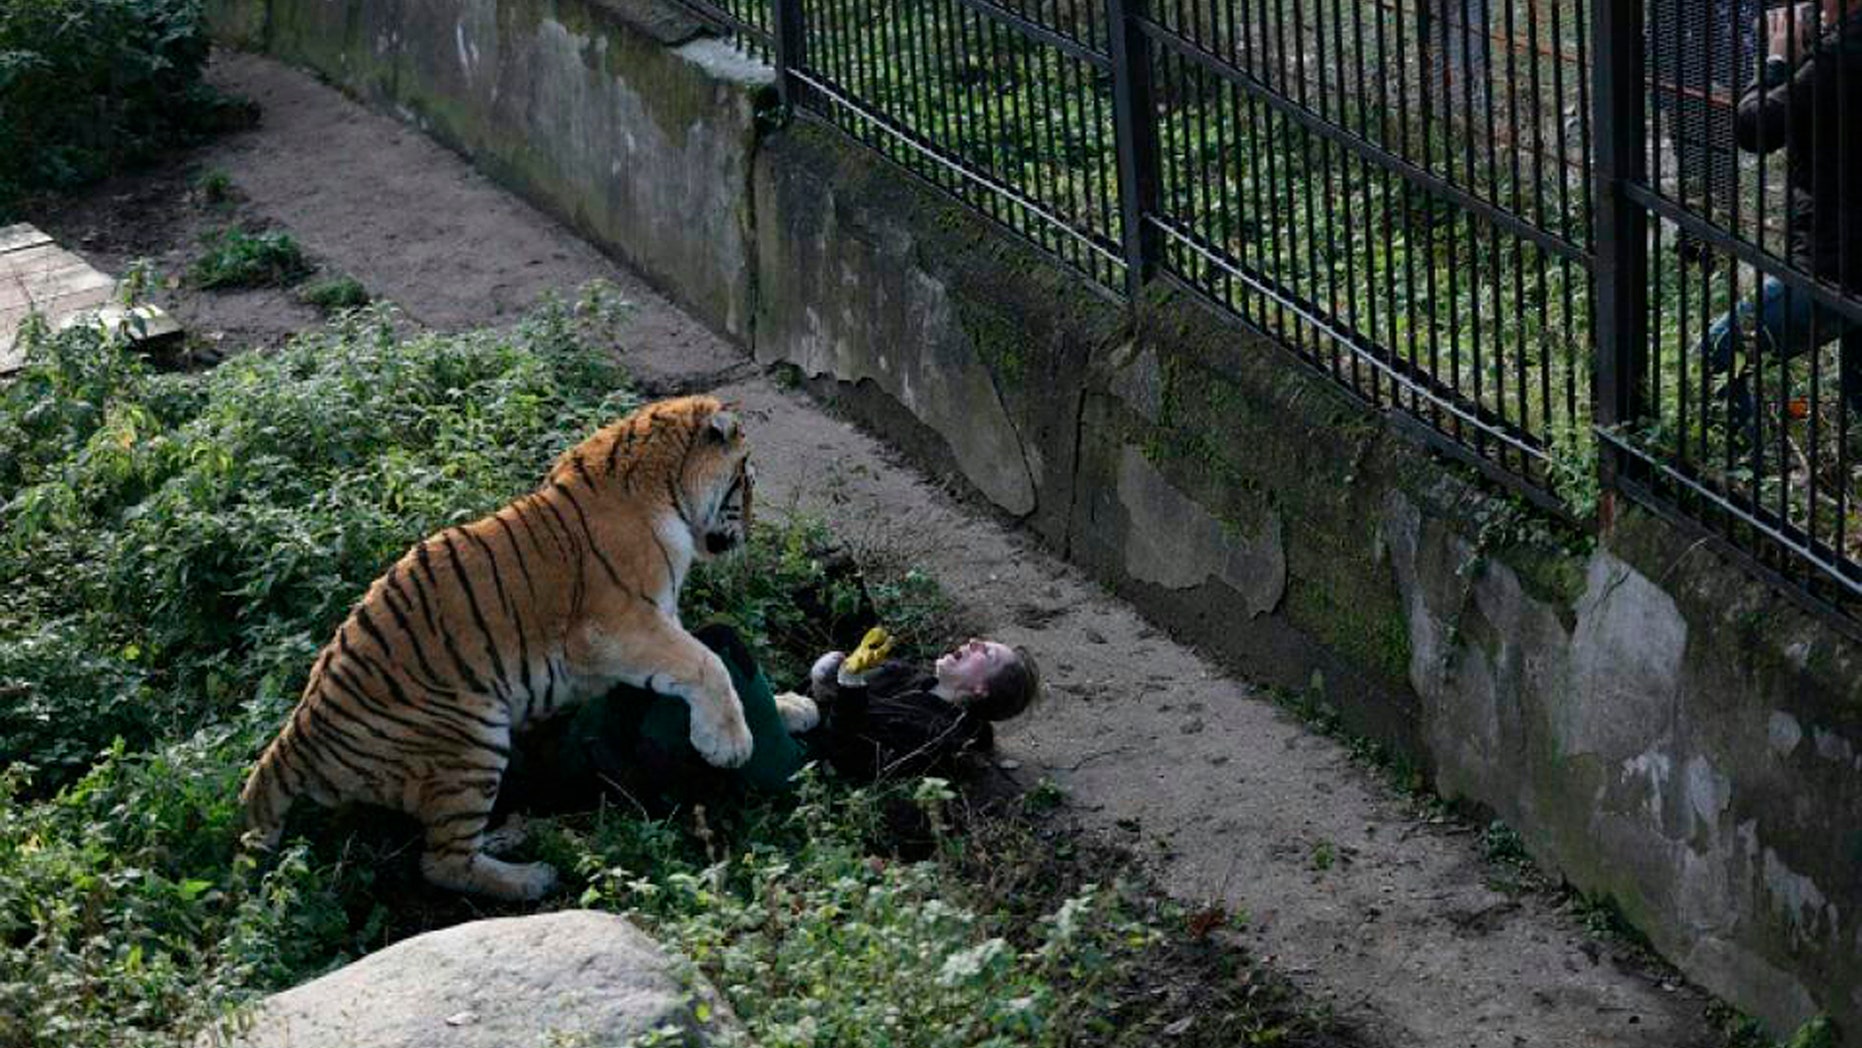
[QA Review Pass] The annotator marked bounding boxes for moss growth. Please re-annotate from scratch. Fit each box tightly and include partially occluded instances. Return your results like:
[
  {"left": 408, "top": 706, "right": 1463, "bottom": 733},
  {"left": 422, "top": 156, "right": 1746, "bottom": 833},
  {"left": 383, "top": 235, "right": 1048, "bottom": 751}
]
[
  {"left": 1281, "top": 575, "right": 1412, "bottom": 687},
  {"left": 957, "top": 300, "right": 1029, "bottom": 390}
]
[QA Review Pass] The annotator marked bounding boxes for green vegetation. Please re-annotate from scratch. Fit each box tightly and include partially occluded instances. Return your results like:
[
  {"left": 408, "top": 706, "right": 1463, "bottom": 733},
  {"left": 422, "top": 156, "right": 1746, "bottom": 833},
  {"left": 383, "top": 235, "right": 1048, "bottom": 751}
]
[
  {"left": 1712, "top": 1009, "right": 1841, "bottom": 1048},
  {"left": 0, "top": 0, "right": 247, "bottom": 217},
  {"left": 0, "top": 286, "right": 1322, "bottom": 1048},
  {"left": 1308, "top": 840, "right": 1336, "bottom": 872},
  {"left": 0, "top": 289, "right": 637, "bottom": 790},
  {"left": 297, "top": 273, "right": 371, "bottom": 313},
  {"left": 187, "top": 227, "right": 313, "bottom": 289},
  {"left": 195, "top": 168, "right": 235, "bottom": 206},
  {"left": 0, "top": 290, "right": 642, "bottom": 1045}
]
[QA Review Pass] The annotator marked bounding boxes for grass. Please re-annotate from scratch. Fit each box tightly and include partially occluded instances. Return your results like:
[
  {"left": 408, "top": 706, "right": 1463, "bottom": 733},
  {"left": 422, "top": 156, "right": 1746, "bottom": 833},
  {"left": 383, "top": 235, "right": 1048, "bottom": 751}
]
[
  {"left": 186, "top": 227, "right": 313, "bottom": 289},
  {"left": 297, "top": 274, "right": 370, "bottom": 313},
  {"left": 0, "top": 283, "right": 1340, "bottom": 1048},
  {"left": 195, "top": 168, "right": 234, "bottom": 206}
]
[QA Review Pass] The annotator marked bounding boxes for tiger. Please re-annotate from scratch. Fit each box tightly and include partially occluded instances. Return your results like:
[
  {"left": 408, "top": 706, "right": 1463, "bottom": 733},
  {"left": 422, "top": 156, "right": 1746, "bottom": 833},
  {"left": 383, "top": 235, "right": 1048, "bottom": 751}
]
[{"left": 239, "top": 394, "right": 757, "bottom": 900}]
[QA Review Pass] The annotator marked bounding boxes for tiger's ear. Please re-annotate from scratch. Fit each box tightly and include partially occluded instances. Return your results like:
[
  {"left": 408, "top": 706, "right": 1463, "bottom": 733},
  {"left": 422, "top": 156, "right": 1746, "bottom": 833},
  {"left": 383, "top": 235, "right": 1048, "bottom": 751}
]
[{"left": 708, "top": 410, "right": 741, "bottom": 444}]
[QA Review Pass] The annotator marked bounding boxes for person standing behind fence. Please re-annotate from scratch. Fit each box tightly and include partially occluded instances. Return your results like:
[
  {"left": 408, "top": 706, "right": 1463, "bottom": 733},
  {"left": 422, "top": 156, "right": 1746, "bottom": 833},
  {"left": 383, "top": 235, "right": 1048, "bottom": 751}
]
[{"left": 1698, "top": 0, "right": 1862, "bottom": 433}]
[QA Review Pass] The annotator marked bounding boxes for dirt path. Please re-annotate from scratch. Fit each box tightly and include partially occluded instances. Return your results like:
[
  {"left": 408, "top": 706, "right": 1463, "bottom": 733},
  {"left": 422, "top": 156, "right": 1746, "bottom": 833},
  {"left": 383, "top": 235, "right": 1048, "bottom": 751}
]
[{"left": 35, "top": 52, "right": 1731, "bottom": 1048}]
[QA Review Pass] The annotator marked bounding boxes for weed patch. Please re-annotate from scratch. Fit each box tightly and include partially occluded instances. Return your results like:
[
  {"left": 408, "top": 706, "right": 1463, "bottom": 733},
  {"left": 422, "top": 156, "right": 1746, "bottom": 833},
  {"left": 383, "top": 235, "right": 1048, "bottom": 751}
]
[
  {"left": 187, "top": 227, "right": 312, "bottom": 289},
  {"left": 195, "top": 168, "right": 235, "bottom": 206},
  {"left": 297, "top": 274, "right": 371, "bottom": 313}
]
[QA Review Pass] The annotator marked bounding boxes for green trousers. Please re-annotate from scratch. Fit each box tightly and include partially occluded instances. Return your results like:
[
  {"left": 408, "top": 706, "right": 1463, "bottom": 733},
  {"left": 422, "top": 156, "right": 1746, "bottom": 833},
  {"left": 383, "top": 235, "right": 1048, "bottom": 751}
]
[{"left": 552, "top": 623, "right": 809, "bottom": 798}]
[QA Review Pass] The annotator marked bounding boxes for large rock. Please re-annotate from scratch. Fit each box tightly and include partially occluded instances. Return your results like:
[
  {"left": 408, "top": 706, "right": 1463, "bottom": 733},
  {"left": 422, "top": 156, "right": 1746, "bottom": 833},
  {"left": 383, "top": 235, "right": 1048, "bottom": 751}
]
[{"left": 203, "top": 910, "right": 738, "bottom": 1048}]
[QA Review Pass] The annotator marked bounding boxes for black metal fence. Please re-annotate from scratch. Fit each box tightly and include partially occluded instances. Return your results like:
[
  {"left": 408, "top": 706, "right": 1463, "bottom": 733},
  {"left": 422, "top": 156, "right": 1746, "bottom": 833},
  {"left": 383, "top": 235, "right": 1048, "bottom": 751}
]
[
  {"left": 672, "top": 0, "right": 1862, "bottom": 619},
  {"left": 1601, "top": 0, "right": 1862, "bottom": 609}
]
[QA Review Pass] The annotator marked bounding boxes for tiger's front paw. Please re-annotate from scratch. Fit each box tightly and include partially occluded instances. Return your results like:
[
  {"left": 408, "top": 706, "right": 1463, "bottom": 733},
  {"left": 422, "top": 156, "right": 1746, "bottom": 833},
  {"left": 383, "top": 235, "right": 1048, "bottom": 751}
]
[{"left": 691, "top": 705, "right": 754, "bottom": 768}]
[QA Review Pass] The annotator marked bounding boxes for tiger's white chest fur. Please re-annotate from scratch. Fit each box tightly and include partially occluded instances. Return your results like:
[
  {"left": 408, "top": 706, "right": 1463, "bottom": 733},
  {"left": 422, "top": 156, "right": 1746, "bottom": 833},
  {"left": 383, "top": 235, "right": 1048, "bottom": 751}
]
[{"left": 512, "top": 510, "right": 696, "bottom": 732}]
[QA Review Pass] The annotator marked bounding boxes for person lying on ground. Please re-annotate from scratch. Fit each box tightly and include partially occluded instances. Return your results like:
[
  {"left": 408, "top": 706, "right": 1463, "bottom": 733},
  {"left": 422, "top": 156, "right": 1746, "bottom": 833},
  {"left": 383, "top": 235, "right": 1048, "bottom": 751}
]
[
  {"left": 800, "top": 626, "right": 1040, "bottom": 785},
  {"left": 503, "top": 623, "right": 1040, "bottom": 814}
]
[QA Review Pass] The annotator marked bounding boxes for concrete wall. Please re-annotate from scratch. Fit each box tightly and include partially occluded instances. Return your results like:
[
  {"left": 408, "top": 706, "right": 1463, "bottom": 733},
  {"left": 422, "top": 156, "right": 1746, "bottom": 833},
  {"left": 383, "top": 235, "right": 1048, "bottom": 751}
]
[
  {"left": 210, "top": 2, "right": 1862, "bottom": 1036},
  {"left": 207, "top": 0, "right": 771, "bottom": 342}
]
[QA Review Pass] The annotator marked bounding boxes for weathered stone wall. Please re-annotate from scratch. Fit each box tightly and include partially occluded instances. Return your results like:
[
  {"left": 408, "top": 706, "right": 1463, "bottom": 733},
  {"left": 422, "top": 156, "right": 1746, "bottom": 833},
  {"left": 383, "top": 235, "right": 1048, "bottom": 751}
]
[
  {"left": 226, "top": 0, "right": 770, "bottom": 342},
  {"left": 754, "top": 123, "right": 1862, "bottom": 1039},
  {"left": 209, "top": 4, "right": 1862, "bottom": 1036}
]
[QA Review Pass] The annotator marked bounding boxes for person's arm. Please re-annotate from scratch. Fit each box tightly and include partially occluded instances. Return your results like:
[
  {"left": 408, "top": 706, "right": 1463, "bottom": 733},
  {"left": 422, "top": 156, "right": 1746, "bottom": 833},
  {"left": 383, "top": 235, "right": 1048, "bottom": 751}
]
[
  {"left": 1736, "top": 8, "right": 1825, "bottom": 153},
  {"left": 809, "top": 650, "right": 872, "bottom": 736}
]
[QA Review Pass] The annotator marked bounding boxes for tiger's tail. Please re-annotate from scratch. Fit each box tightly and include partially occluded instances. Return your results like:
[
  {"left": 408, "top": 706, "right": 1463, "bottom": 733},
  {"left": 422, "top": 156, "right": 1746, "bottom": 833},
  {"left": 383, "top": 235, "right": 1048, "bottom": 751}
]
[{"left": 238, "top": 728, "right": 301, "bottom": 853}]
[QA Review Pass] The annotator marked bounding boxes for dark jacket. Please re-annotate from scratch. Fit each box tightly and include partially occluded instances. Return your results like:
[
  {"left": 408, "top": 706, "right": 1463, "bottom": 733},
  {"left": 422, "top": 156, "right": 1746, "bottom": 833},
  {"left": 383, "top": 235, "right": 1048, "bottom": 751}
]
[
  {"left": 806, "top": 660, "right": 994, "bottom": 783},
  {"left": 1735, "top": 14, "right": 1862, "bottom": 289}
]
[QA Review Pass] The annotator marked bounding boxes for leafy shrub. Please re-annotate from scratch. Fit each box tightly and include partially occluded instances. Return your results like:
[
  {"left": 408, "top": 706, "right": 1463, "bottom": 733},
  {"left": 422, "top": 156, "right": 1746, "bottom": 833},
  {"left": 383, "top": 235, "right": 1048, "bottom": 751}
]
[
  {"left": 186, "top": 227, "right": 313, "bottom": 289},
  {"left": 0, "top": 729, "right": 360, "bottom": 1048},
  {"left": 0, "top": 289, "right": 638, "bottom": 789},
  {"left": 559, "top": 776, "right": 1168, "bottom": 1048},
  {"left": 195, "top": 167, "right": 234, "bottom": 205},
  {"left": 297, "top": 273, "right": 370, "bottom": 312},
  {"left": 0, "top": 0, "right": 245, "bottom": 215}
]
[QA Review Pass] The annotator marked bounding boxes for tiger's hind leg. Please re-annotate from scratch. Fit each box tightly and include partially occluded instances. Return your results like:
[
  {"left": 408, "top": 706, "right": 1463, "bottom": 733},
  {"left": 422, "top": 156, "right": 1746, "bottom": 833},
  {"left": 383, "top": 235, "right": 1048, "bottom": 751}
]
[
  {"left": 480, "top": 813, "right": 532, "bottom": 857},
  {"left": 417, "top": 778, "right": 557, "bottom": 901}
]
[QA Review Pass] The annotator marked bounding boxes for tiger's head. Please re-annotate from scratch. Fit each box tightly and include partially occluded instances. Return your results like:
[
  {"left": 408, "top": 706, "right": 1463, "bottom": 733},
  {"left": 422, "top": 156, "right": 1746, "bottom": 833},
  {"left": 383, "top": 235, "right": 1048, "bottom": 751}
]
[
  {"left": 557, "top": 395, "right": 755, "bottom": 559},
  {"left": 688, "top": 402, "right": 754, "bottom": 560}
]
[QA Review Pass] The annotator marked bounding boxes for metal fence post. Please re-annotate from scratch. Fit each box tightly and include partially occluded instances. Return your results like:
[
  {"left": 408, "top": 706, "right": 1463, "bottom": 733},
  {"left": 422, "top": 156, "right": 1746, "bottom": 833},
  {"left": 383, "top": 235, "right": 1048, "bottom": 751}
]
[
  {"left": 1591, "top": 0, "right": 1649, "bottom": 514},
  {"left": 1106, "top": 0, "right": 1160, "bottom": 299},
  {"left": 772, "top": 0, "right": 807, "bottom": 112}
]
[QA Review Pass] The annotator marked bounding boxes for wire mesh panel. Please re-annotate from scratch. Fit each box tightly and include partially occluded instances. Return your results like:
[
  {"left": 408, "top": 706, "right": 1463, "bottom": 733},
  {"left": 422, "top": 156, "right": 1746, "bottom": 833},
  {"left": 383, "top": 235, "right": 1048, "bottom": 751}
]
[
  {"left": 1136, "top": 0, "right": 1596, "bottom": 500},
  {"left": 1609, "top": 0, "right": 1862, "bottom": 604},
  {"left": 786, "top": 0, "right": 1127, "bottom": 288},
  {"left": 1647, "top": 0, "right": 1763, "bottom": 213}
]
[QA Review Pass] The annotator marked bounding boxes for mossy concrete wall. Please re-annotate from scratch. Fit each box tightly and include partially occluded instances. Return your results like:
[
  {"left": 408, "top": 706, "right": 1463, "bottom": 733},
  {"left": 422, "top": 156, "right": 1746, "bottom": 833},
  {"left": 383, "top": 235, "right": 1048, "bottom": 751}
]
[
  {"left": 215, "top": 0, "right": 770, "bottom": 341},
  {"left": 211, "top": 3, "right": 1862, "bottom": 1037},
  {"left": 752, "top": 123, "right": 1862, "bottom": 1038}
]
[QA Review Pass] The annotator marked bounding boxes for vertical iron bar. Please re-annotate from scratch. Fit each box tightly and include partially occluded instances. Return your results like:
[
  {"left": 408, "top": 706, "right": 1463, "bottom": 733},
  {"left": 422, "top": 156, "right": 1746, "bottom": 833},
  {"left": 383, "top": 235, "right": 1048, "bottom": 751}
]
[
  {"left": 1212, "top": 0, "right": 1240, "bottom": 313},
  {"left": 1504, "top": 0, "right": 1529, "bottom": 449},
  {"left": 1084, "top": 52, "right": 1121, "bottom": 285},
  {"left": 1423, "top": 0, "right": 1445, "bottom": 432},
  {"left": 930, "top": 0, "right": 964, "bottom": 201},
  {"left": 1237, "top": 2, "right": 1272, "bottom": 329},
  {"left": 1396, "top": 0, "right": 1421, "bottom": 423},
  {"left": 1592, "top": 0, "right": 1649, "bottom": 502},
  {"left": 1552, "top": 1, "right": 1577, "bottom": 440},
  {"left": 1317, "top": 0, "right": 1345, "bottom": 384},
  {"left": 773, "top": 0, "right": 808, "bottom": 111},
  {"left": 1107, "top": 0, "right": 1161, "bottom": 297}
]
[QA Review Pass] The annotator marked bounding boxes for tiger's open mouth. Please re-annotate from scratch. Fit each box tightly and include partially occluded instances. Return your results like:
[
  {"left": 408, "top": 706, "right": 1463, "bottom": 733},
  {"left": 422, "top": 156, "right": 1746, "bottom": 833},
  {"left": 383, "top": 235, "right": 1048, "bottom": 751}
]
[{"left": 705, "top": 530, "right": 741, "bottom": 555}]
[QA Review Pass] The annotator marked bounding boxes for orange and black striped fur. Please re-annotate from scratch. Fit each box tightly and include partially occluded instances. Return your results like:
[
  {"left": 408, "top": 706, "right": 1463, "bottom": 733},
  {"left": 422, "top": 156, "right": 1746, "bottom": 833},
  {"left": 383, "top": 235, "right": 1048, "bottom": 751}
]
[{"left": 240, "top": 396, "right": 756, "bottom": 900}]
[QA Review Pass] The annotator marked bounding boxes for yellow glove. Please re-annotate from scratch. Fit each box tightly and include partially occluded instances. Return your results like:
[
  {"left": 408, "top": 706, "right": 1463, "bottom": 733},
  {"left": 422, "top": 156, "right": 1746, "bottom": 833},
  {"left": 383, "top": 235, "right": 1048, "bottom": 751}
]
[{"left": 842, "top": 626, "right": 894, "bottom": 676}]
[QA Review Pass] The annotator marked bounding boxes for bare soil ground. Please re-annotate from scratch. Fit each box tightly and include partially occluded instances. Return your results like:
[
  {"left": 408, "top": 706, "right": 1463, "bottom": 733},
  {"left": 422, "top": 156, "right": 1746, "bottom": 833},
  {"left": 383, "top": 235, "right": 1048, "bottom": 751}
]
[{"left": 25, "top": 51, "right": 1744, "bottom": 1048}]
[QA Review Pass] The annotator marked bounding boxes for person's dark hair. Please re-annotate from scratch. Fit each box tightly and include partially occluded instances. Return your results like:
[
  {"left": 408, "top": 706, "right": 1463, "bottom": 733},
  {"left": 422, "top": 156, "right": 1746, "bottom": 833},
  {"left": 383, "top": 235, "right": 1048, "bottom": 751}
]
[{"left": 967, "top": 645, "right": 1041, "bottom": 722}]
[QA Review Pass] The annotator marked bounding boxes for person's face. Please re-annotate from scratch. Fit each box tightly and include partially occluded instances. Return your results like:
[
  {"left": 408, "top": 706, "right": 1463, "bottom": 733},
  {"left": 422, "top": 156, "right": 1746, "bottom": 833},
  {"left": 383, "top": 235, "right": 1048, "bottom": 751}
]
[{"left": 934, "top": 638, "right": 1017, "bottom": 699}]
